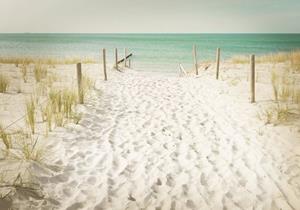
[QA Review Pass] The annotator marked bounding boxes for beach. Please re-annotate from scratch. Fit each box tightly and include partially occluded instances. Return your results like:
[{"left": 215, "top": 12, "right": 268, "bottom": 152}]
[
  {"left": 1, "top": 0, "right": 300, "bottom": 207},
  {"left": 0, "top": 58, "right": 299, "bottom": 209}
]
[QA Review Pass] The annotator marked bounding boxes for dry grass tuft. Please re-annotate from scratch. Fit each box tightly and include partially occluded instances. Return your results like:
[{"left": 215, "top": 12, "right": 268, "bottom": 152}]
[
  {"left": 79, "top": 75, "right": 95, "bottom": 103},
  {"left": 46, "top": 74, "right": 58, "bottom": 88},
  {"left": 48, "top": 89, "right": 62, "bottom": 113},
  {"left": 230, "top": 55, "right": 249, "bottom": 64},
  {"left": 271, "top": 70, "right": 279, "bottom": 101},
  {"left": 258, "top": 104, "right": 291, "bottom": 125},
  {"left": 0, "top": 74, "right": 9, "bottom": 93},
  {"left": 54, "top": 112, "right": 64, "bottom": 127},
  {"left": 20, "top": 64, "right": 28, "bottom": 83},
  {"left": 26, "top": 97, "right": 36, "bottom": 134},
  {"left": 0, "top": 56, "right": 96, "bottom": 65},
  {"left": 270, "top": 70, "right": 297, "bottom": 103},
  {"left": 20, "top": 135, "right": 44, "bottom": 162},
  {"left": 62, "top": 89, "right": 77, "bottom": 118},
  {"left": 231, "top": 51, "right": 300, "bottom": 72},
  {"left": 257, "top": 108, "right": 274, "bottom": 125},
  {"left": 48, "top": 88, "right": 78, "bottom": 127},
  {"left": 291, "top": 51, "right": 300, "bottom": 72},
  {"left": 34, "top": 63, "right": 47, "bottom": 82},
  {"left": 0, "top": 125, "right": 11, "bottom": 150}
]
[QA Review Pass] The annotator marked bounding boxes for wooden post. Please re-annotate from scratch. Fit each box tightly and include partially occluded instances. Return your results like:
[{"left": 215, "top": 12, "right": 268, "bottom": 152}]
[
  {"left": 124, "top": 48, "right": 127, "bottom": 68},
  {"left": 193, "top": 45, "right": 198, "bottom": 75},
  {"left": 250, "top": 55, "right": 255, "bottom": 103},
  {"left": 128, "top": 59, "right": 131, "bottom": 68},
  {"left": 102, "top": 48, "right": 107, "bottom": 81},
  {"left": 216, "top": 48, "right": 221, "bottom": 80},
  {"left": 115, "top": 48, "right": 118, "bottom": 70},
  {"left": 77, "top": 63, "right": 83, "bottom": 104}
]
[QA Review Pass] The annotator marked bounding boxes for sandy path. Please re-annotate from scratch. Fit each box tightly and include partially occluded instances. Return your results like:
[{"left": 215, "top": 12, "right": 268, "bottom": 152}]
[{"left": 33, "top": 70, "right": 299, "bottom": 210}]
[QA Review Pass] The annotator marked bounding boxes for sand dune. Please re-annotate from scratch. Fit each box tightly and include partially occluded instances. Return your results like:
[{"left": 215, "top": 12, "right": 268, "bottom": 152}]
[{"left": 15, "top": 68, "right": 299, "bottom": 210}]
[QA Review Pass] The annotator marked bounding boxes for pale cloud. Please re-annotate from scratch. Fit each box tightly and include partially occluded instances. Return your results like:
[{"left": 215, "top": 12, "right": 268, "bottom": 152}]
[{"left": 0, "top": 0, "right": 299, "bottom": 33}]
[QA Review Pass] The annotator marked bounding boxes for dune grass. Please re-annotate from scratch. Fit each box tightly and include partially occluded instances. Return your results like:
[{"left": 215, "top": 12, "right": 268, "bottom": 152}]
[
  {"left": 48, "top": 87, "right": 79, "bottom": 127},
  {"left": 271, "top": 70, "right": 280, "bottom": 101},
  {"left": 0, "top": 125, "right": 11, "bottom": 150},
  {"left": 291, "top": 51, "right": 300, "bottom": 72},
  {"left": 20, "top": 135, "right": 44, "bottom": 162},
  {"left": 258, "top": 104, "right": 291, "bottom": 125},
  {"left": 0, "top": 127, "right": 45, "bottom": 163},
  {"left": 0, "top": 56, "right": 97, "bottom": 66},
  {"left": 26, "top": 97, "right": 36, "bottom": 134},
  {"left": 62, "top": 89, "right": 77, "bottom": 118},
  {"left": 79, "top": 75, "right": 95, "bottom": 103},
  {"left": 231, "top": 51, "right": 300, "bottom": 71},
  {"left": 271, "top": 70, "right": 297, "bottom": 103},
  {"left": 20, "top": 64, "right": 28, "bottom": 83},
  {"left": 0, "top": 74, "right": 9, "bottom": 93},
  {"left": 34, "top": 63, "right": 47, "bottom": 82},
  {"left": 49, "top": 89, "right": 62, "bottom": 113},
  {"left": 259, "top": 67, "right": 299, "bottom": 125},
  {"left": 54, "top": 112, "right": 64, "bottom": 127},
  {"left": 46, "top": 73, "right": 58, "bottom": 88}
]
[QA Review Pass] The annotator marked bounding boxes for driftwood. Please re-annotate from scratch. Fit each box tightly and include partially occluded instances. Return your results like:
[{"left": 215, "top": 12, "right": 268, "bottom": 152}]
[
  {"left": 117, "top": 53, "right": 133, "bottom": 64},
  {"left": 179, "top": 63, "right": 187, "bottom": 76},
  {"left": 179, "top": 63, "right": 212, "bottom": 77}
]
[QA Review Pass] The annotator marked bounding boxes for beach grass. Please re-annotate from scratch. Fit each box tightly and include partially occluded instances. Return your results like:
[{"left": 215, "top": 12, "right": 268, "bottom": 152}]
[
  {"left": 231, "top": 51, "right": 300, "bottom": 70},
  {"left": 47, "top": 87, "right": 79, "bottom": 127},
  {"left": 21, "top": 135, "right": 44, "bottom": 162},
  {"left": 34, "top": 63, "right": 47, "bottom": 82},
  {"left": 62, "top": 89, "right": 77, "bottom": 118},
  {"left": 0, "top": 56, "right": 97, "bottom": 65},
  {"left": 259, "top": 67, "right": 299, "bottom": 125},
  {"left": 0, "top": 74, "right": 9, "bottom": 93},
  {"left": 54, "top": 112, "right": 64, "bottom": 127},
  {"left": 80, "top": 75, "right": 95, "bottom": 103},
  {"left": 0, "top": 125, "right": 11, "bottom": 150},
  {"left": 291, "top": 51, "right": 300, "bottom": 72},
  {"left": 26, "top": 97, "right": 36, "bottom": 134},
  {"left": 20, "top": 64, "right": 28, "bottom": 83}
]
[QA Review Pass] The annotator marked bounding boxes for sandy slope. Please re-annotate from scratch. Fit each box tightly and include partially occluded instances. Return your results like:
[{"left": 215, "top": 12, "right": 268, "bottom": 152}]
[{"left": 15, "top": 67, "right": 298, "bottom": 210}]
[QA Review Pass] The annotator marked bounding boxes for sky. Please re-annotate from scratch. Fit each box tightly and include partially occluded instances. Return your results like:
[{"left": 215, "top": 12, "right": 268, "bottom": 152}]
[{"left": 0, "top": 0, "right": 299, "bottom": 33}]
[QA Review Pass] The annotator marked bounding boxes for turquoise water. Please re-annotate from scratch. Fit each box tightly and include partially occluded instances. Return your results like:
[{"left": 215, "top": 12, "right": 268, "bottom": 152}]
[{"left": 0, "top": 33, "right": 300, "bottom": 72}]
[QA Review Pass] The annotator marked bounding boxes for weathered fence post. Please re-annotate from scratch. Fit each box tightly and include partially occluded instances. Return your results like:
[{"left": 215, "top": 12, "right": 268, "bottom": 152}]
[
  {"left": 102, "top": 48, "right": 107, "bottom": 81},
  {"left": 128, "top": 59, "right": 131, "bottom": 68},
  {"left": 115, "top": 48, "right": 118, "bottom": 70},
  {"left": 124, "top": 48, "right": 127, "bottom": 68},
  {"left": 193, "top": 45, "right": 198, "bottom": 75},
  {"left": 250, "top": 54, "right": 255, "bottom": 103},
  {"left": 77, "top": 63, "right": 83, "bottom": 104},
  {"left": 216, "top": 48, "right": 221, "bottom": 80}
]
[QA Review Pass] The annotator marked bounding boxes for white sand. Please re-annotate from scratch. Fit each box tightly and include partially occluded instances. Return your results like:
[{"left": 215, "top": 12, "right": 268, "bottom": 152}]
[{"left": 1, "top": 63, "right": 300, "bottom": 210}]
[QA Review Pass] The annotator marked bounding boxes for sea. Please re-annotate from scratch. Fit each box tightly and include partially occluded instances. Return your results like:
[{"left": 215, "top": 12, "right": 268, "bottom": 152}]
[{"left": 0, "top": 33, "right": 300, "bottom": 72}]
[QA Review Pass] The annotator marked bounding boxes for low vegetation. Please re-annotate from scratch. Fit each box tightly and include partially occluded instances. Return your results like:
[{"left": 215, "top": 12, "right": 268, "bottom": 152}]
[
  {"left": 0, "top": 125, "right": 11, "bottom": 150},
  {"left": 0, "top": 74, "right": 9, "bottom": 93},
  {"left": 0, "top": 56, "right": 96, "bottom": 66},
  {"left": 26, "top": 97, "right": 36, "bottom": 134},
  {"left": 231, "top": 50, "right": 300, "bottom": 72},
  {"left": 48, "top": 87, "right": 82, "bottom": 127},
  {"left": 258, "top": 69, "right": 299, "bottom": 125},
  {"left": 0, "top": 127, "right": 45, "bottom": 162},
  {"left": 80, "top": 75, "right": 95, "bottom": 103},
  {"left": 0, "top": 61, "right": 97, "bottom": 207},
  {"left": 34, "top": 63, "right": 47, "bottom": 82},
  {"left": 20, "top": 64, "right": 28, "bottom": 83},
  {"left": 20, "top": 135, "right": 44, "bottom": 162}
]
